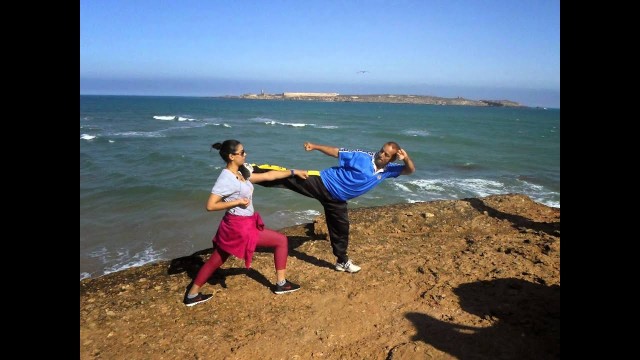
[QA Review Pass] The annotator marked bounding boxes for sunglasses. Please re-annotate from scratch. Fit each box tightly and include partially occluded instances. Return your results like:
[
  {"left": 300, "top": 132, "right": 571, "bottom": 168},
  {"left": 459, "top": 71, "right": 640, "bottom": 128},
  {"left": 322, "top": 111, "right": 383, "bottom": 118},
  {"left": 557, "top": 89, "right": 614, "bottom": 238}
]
[{"left": 232, "top": 150, "right": 246, "bottom": 156}]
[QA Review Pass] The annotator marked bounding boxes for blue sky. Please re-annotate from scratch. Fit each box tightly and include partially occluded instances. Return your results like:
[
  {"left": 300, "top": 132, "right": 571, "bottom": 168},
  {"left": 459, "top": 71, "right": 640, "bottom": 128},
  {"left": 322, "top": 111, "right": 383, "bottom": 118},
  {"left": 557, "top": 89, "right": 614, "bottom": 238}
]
[{"left": 80, "top": 0, "right": 560, "bottom": 108}]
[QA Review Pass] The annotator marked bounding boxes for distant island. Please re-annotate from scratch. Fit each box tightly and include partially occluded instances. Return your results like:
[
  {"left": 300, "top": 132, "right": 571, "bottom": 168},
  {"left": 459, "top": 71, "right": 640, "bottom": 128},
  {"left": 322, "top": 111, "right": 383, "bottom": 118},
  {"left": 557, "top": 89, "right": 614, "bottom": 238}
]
[{"left": 220, "top": 92, "right": 525, "bottom": 107}]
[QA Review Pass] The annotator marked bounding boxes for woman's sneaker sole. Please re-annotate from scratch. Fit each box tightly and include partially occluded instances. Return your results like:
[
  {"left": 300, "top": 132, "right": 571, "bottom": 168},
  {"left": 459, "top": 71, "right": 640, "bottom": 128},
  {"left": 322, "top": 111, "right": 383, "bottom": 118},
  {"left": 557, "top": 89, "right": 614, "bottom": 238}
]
[
  {"left": 274, "top": 280, "right": 301, "bottom": 294},
  {"left": 184, "top": 293, "right": 213, "bottom": 306}
]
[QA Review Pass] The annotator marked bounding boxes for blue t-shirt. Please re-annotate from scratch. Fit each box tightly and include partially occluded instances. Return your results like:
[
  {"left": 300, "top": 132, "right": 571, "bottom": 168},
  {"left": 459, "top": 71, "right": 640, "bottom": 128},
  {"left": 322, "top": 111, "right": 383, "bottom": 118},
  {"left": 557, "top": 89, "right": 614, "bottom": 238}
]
[{"left": 320, "top": 149, "right": 404, "bottom": 201}]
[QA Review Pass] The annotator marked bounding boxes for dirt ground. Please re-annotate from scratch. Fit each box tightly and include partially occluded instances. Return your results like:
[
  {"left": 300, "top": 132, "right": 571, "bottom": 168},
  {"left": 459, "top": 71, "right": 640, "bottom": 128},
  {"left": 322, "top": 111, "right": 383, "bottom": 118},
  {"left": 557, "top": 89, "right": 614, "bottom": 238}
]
[{"left": 80, "top": 194, "right": 560, "bottom": 359}]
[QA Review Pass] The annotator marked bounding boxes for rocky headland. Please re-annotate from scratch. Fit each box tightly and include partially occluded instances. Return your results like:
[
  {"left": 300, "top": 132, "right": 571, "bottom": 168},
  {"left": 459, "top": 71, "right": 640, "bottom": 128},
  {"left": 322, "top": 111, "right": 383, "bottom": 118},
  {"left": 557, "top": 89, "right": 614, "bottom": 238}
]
[
  {"left": 80, "top": 193, "right": 559, "bottom": 359},
  {"left": 222, "top": 93, "right": 524, "bottom": 107}
]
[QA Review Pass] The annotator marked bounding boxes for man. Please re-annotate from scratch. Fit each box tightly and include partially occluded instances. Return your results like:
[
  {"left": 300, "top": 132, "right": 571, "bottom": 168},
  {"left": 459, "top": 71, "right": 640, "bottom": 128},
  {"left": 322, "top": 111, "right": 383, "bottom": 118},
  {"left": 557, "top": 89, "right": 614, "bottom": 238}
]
[{"left": 256, "top": 141, "right": 415, "bottom": 273}]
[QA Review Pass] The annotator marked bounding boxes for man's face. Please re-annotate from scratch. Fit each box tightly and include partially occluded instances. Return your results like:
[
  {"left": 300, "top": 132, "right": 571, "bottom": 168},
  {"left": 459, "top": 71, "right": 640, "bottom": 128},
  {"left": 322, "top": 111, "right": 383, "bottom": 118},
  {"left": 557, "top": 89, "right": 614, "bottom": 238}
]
[{"left": 374, "top": 144, "right": 397, "bottom": 168}]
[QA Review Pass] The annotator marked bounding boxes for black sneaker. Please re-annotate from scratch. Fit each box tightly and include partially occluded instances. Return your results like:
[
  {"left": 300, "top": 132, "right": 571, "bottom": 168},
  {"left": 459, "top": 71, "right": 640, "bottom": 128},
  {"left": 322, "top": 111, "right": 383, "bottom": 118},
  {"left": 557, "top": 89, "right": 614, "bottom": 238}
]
[
  {"left": 184, "top": 292, "right": 213, "bottom": 307},
  {"left": 274, "top": 280, "right": 301, "bottom": 294}
]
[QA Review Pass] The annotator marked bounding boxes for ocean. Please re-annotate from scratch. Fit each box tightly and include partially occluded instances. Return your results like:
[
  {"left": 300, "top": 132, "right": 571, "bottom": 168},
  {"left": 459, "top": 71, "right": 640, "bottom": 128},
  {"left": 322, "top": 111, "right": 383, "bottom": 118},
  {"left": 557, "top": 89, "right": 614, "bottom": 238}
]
[{"left": 80, "top": 95, "right": 560, "bottom": 280}]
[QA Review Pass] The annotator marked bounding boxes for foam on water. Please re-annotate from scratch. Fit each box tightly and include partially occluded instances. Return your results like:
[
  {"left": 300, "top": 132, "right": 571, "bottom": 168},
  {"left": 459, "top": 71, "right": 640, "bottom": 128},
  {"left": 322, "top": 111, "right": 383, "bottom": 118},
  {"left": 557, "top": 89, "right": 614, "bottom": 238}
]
[
  {"left": 86, "top": 244, "right": 167, "bottom": 279},
  {"left": 153, "top": 115, "right": 176, "bottom": 120}
]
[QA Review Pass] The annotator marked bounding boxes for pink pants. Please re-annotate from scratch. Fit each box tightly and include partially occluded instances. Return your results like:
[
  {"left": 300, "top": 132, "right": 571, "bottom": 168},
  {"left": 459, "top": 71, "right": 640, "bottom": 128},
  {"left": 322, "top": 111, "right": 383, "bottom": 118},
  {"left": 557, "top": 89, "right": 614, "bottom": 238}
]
[{"left": 193, "top": 228, "right": 288, "bottom": 287}]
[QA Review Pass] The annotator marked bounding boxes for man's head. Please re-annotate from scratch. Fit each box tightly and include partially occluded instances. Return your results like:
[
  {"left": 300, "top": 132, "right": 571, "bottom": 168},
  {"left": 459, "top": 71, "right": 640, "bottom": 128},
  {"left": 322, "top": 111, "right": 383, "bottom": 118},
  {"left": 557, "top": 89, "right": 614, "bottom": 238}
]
[{"left": 374, "top": 141, "right": 401, "bottom": 168}]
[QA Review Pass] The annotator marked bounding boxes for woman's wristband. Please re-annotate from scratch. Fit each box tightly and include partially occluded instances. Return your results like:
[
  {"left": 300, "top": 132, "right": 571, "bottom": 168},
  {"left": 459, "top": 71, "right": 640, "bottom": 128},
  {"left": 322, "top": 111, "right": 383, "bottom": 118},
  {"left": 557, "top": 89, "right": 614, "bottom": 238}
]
[{"left": 290, "top": 169, "right": 295, "bottom": 178}]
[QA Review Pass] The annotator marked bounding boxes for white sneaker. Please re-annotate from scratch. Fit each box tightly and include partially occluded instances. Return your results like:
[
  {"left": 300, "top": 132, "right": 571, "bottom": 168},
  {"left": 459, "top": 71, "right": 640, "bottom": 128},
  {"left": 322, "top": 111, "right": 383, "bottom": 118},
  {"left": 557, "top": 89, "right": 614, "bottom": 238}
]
[{"left": 335, "top": 259, "right": 361, "bottom": 273}]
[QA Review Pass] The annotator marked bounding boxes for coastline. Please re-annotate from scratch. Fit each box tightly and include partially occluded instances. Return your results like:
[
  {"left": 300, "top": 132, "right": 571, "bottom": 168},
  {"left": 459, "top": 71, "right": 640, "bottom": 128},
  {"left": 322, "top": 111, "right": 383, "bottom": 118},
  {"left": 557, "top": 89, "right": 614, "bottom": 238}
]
[
  {"left": 220, "top": 93, "right": 525, "bottom": 107},
  {"left": 81, "top": 193, "right": 559, "bottom": 359}
]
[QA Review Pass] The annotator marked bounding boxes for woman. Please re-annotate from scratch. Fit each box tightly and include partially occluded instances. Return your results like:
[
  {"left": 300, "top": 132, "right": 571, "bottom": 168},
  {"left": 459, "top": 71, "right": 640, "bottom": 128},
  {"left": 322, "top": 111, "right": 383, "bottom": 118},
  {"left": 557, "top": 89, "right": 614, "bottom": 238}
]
[{"left": 185, "top": 139, "right": 309, "bottom": 306}]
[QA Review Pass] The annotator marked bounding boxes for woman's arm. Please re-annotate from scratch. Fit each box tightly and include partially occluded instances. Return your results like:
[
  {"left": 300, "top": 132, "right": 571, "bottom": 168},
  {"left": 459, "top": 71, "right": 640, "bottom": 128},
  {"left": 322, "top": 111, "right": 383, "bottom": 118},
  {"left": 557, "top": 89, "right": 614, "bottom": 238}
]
[
  {"left": 206, "top": 193, "right": 250, "bottom": 212},
  {"left": 249, "top": 169, "right": 309, "bottom": 184},
  {"left": 304, "top": 142, "right": 339, "bottom": 158}
]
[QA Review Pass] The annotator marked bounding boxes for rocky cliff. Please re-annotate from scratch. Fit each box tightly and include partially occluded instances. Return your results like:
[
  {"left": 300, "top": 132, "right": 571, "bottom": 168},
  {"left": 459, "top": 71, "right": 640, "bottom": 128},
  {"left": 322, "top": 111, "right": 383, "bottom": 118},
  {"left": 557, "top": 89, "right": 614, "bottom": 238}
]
[{"left": 80, "top": 194, "right": 559, "bottom": 359}]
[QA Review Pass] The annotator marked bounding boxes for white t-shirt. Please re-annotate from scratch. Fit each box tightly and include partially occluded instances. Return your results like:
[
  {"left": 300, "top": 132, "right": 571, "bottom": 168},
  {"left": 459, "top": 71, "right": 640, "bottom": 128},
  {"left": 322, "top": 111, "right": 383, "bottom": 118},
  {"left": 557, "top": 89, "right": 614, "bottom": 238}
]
[{"left": 211, "top": 169, "right": 254, "bottom": 216}]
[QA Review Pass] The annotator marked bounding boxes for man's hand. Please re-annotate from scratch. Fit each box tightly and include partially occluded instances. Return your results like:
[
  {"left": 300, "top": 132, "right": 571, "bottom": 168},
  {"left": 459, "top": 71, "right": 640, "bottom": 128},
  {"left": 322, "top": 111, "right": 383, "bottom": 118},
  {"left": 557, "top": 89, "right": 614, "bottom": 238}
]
[
  {"left": 398, "top": 148, "right": 415, "bottom": 175},
  {"left": 397, "top": 148, "right": 408, "bottom": 161},
  {"left": 303, "top": 142, "right": 315, "bottom": 151},
  {"left": 304, "top": 142, "right": 339, "bottom": 158}
]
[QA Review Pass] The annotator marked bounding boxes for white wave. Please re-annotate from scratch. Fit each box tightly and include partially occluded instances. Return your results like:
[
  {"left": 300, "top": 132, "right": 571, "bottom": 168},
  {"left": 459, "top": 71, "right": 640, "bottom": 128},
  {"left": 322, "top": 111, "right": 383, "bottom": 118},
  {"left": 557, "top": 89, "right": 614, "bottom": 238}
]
[
  {"left": 396, "top": 177, "right": 559, "bottom": 209},
  {"left": 153, "top": 115, "right": 176, "bottom": 121},
  {"left": 403, "top": 129, "right": 430, "bottom": 137},
  {"left": 272, "top": 209, "right": 321, "bottom": 224},
  {"left": 536, "top": 198, "right": 560, "bottom": 208},
  {"left": 111, "top": 131, "right": 165, "bottom": 138},
  {"left": 518, "top": 181, "right": 544, "bottom": 191},
  {"left": 393, "top": 183, "right": 413, "bottom": 193},
  {"left": 514, "top": 179, "right": 560, "bottom": 208},
  {"left": 263, "top": 120, "right": 312, "bottom": 127},
  {"left": 223, "top": 123, "right": 231, "bottom": 128},
  {"left": 423, "top": 178, "right": 504, "bottom": 197},
  {"left": 455, "top": 179, "right": 505, "bottom": 197},
  {"left": 548, "top": 201, "right": 560, "bottom": 208},
  {"left": 108, "top": 140, "right": 115, "bottom": 143},
  {"left": 251, "top": 117, "right": 277, "bottom": 123},
  {"left": 177, "top": 116, "right": 197, "bottom": 121},
  {"left": 89, "top": 247, "right": 109, "bottom": 257},
  {"left": 90, "top": 244, "right": 167, "bottom": 276},
  {"left": 300, "top": 209, "right": 321, "bottom": 216},
  {"left": 400, "top": 179, "right": 445, "bottom": 192},
  {"left": 80, "top": 272, "right": 91, "bottom": 281},
  {"left": 81, "top": 134, "right": 96, "bottom": 140},
  {"left": 316, "top": 125, "right": 339, "bottom": 129}
]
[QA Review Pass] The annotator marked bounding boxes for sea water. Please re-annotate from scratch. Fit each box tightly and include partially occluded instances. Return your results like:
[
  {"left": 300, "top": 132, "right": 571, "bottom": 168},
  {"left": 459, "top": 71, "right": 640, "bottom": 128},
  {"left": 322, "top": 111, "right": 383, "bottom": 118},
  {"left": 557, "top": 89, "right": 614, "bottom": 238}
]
[{"left": 80, "top": 95, "right": 559, "bottom": 280}]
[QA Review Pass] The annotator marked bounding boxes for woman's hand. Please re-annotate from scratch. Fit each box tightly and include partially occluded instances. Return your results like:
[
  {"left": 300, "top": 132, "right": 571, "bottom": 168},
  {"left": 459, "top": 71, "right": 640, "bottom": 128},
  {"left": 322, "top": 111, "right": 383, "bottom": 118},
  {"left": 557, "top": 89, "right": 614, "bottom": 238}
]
[
  {"left": 294, "top": 170, "right": 309, "bottom": 179},
  {"left": 236, "top": 198, "right": 250, "bottom": 207}
]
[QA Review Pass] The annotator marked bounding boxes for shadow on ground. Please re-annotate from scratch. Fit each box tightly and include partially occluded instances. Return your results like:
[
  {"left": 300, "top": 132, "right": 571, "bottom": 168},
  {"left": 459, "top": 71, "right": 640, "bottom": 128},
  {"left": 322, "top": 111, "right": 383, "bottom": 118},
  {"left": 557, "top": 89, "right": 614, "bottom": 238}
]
[
  {"left": 404, "top": 278, "right": 560, "bottom": 359},
  {"left": 463, "top": 198, "right": 560, "bottom": 237}
]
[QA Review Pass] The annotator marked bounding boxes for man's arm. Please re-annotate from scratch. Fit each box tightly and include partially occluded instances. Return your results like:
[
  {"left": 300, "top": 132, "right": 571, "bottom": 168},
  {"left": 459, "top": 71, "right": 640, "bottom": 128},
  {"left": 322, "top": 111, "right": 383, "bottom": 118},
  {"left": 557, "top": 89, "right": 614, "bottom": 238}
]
[
  {"left": 396, "top": 148, "right": 415, "bottom": 175},
  {"left": 303, "top": 142, "right": 339, "bottom": 158}
]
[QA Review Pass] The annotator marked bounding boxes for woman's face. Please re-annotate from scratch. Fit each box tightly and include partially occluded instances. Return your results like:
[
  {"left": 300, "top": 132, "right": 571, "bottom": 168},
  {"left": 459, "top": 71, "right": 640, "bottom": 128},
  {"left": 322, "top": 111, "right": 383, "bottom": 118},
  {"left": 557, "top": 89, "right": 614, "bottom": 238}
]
[{"left": 230, "top": 144, "right": 247, "bottom": 164}]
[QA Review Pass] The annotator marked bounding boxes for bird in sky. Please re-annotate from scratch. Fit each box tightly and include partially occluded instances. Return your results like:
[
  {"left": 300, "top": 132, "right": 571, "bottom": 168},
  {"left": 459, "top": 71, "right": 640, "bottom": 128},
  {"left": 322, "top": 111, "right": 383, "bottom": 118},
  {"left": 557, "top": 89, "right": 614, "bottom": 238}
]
[{"left": 356, "top": 70, "right": 369, "bottom": 74}]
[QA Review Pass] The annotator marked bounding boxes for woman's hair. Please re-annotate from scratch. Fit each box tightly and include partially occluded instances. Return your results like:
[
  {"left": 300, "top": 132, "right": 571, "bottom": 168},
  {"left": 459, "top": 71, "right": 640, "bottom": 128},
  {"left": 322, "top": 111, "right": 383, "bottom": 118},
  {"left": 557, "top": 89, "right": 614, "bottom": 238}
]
[{"left": 211, "top": 139, "right": 242, "bottom": 163}]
